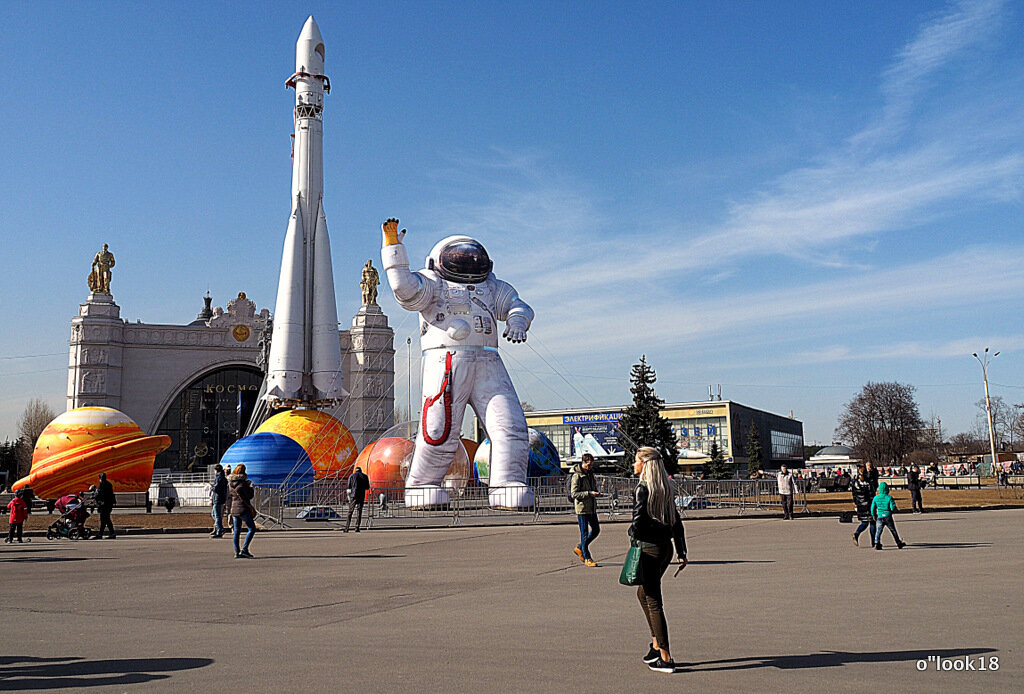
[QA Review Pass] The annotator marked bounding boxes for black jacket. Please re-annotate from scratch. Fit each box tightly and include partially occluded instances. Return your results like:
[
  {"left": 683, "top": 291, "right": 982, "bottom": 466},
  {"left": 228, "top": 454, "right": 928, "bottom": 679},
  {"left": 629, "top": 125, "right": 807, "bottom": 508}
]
[
  {"left": 850, "top": 478, "right": 874, "bottom": 521},
  {"left": 907, "top": 468, "right": 920, "bottom": 491},
  {"left": 630, "top": 483, "right": 686, "bottom": 558},
  {"left": 865, "top": 467, "right": 879, "bottom": 494},
  {"left": 347, "top": 471, "right": 370, "bottom": 503},
  {"left": 212, "top": 472, "right": 228, "bottom": 505},
  {"left": 95, "top": 479, "right": 116, "bottom": 509}
]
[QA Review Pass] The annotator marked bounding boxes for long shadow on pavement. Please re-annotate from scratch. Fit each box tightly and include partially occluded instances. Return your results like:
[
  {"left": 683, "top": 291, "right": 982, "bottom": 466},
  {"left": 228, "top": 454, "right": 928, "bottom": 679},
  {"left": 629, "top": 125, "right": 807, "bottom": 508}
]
[
  {"left": 685, "top": 647, "right": 995, "bottom": 672},
  {"left": 687, "top": 560, "right": 774, "bottom": 565},
  {"left": 903, "top": 542, "right": 991, "bottom": 549},
  {"left": 0, "top": 556, "right": 114, "bottom": 564},
  {"left": 0, "top": 655, "right": 213, "bottom": 690}
]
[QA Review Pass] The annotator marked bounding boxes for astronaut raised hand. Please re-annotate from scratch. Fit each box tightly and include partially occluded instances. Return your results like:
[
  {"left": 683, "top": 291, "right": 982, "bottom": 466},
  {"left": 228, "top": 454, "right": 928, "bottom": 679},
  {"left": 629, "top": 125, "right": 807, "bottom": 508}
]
[{"left": 382, "top": 217, "right": 406, "bottom": 246}]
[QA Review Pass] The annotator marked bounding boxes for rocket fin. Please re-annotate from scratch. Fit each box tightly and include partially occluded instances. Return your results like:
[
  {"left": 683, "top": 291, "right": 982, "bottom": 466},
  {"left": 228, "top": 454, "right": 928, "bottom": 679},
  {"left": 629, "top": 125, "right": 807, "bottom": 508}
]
[
  {"left": 265, "top": 197, "right": 307, "bottom": 401},
  {"left": 310, "top": 200, "right": 347, "bottom": 400}
]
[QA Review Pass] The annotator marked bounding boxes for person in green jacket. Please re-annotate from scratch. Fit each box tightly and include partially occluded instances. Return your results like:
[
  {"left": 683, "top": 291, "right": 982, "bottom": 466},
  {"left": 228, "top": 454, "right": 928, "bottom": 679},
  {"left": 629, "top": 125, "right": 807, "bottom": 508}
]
[
  {"left": 571, "top": 453, "right": 602, "bottom": 566},
  {"left": 870, "top": 481, "right": 906, "bottom": 550}
]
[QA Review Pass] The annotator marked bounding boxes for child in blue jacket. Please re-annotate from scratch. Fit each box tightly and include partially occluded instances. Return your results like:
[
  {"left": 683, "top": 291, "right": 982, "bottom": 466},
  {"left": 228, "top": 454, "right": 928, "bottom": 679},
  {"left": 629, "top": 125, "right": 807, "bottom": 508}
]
[{"left": 870, "top": 481, "right": 906, "bottom": 550}]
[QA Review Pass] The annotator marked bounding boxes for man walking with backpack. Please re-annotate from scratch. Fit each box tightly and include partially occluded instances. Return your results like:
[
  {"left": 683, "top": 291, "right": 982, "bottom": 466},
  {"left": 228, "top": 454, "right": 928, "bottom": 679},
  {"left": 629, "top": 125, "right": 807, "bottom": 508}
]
[{"left": 570, "top": 453, "right": 602, "bottom": 566}]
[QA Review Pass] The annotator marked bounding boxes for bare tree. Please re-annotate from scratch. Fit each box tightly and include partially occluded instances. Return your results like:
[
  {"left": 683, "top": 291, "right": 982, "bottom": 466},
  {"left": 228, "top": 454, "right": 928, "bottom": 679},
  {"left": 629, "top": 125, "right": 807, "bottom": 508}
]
[
  {"left": 15, "top": 398, "right": 56, "bottom": 479},
  {"left": 975, "top": 395, "right": 1013, "bottom": 449},
  {"left": 835, "top": 382, "right": 923, "bottom": 467},
  {"left": 948, "top": 431, "right": 986, "bottom": 455}
]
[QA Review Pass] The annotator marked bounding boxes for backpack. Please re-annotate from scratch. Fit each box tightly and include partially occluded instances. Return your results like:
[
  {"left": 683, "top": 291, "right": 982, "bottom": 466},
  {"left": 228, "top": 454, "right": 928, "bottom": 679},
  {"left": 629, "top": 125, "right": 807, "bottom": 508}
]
[{"left": 566, "top": 473, "right": 576, "bottom": 503}]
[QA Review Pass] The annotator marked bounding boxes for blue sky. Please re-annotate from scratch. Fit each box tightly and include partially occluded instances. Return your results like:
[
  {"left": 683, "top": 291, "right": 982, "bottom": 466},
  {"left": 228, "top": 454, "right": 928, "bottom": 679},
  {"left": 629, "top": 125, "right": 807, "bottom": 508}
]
[{"left": 1, "top": 0, "right": 1022, "bottom": 444}]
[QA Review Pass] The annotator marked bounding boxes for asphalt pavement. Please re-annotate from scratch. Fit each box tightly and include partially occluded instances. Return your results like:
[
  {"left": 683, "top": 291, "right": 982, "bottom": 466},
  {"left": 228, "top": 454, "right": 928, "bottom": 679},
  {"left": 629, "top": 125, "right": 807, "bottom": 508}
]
[{"left": 0, "top": 509, "right": 1019, "bottom": 693}]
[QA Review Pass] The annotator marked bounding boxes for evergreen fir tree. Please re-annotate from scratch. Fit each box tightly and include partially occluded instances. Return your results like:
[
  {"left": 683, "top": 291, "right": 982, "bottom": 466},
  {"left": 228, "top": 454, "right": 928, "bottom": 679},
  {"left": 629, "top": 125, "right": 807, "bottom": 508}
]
[
  {"left": 703, "top": 441, "right": 732, "bottom": 479},
  {"left": 745, "top": 423, "right": 763, "bottom": 478},
  {"left": 617, "top": 356, "right": 679, "bottom": 474}
]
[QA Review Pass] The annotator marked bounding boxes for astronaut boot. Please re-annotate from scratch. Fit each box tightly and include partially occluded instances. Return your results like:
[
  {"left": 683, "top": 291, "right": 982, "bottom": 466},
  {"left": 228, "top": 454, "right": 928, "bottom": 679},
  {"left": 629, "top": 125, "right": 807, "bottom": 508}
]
[
  {"left": 404, "top": 485, "right": 451, "bottom": 510},
  {"left": 488, "top": 483, "right": 535, "bottom": 510}
]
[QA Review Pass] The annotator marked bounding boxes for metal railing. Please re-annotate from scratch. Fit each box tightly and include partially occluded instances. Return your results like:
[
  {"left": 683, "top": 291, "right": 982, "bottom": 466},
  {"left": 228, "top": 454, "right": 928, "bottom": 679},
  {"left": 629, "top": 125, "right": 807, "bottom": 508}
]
[{"left": 249, "top": 476, "right": 810, "bottom": 528}]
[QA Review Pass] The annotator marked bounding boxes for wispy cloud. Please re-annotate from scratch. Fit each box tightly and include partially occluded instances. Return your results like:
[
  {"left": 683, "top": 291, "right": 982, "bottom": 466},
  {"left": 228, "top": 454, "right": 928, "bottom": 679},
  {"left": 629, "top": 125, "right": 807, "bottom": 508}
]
[
  {"left": 533, "top": 244, "right": 1024, "bottom": 356},
  {"left": 793, "top": 333, "right": 1024, "bottom": 365}
]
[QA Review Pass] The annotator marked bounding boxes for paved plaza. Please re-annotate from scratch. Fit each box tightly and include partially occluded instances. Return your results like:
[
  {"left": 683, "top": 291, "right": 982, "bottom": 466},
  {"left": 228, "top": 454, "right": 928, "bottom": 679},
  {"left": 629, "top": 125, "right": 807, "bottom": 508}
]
[{"left": 0, "top": 509, "right": 1020, "bottom": 692}]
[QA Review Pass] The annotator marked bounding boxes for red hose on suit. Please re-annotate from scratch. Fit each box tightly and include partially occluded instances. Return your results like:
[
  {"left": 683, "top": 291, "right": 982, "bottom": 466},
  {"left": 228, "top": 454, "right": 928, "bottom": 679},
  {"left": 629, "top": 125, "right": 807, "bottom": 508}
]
[{"left": 421, "top": 351, "right": 454, "bottom": 446}]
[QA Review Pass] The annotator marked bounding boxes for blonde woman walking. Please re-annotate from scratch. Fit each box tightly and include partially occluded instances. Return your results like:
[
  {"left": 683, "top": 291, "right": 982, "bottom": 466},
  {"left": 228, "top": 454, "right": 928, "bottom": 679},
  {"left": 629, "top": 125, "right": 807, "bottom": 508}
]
[{"left": 631, "top": 447, "right": 687, "bottom": 673}]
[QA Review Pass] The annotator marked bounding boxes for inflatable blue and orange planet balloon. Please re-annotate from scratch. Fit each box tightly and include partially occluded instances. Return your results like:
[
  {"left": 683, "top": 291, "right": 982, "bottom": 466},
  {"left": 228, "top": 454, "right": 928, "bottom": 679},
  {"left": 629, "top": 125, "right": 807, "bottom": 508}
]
[
  {"left": 13, "top": 407, "right": 170, "bottom": 498},
  {"left": 220, "top": 409, "right": 358, "bottom": 486},
  {"left": 474, "top": 429, "right": 562, "bottom": 484}
]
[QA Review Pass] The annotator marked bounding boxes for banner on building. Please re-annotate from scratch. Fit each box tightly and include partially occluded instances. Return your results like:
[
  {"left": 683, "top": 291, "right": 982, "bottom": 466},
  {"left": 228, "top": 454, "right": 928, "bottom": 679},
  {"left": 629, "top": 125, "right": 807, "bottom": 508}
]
[{"left": 564, "top": 412, "right": 624, "bottom": 458}]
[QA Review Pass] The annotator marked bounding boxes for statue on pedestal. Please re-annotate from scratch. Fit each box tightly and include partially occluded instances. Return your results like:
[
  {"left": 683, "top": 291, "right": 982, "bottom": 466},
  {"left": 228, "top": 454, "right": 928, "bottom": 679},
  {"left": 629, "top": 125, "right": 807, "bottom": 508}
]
[
  {"left": 361, "top": 260, "right": 380, "bottom": 306},
  {"left": 88, "top": 244, "right": 115, "bottom": 294}
]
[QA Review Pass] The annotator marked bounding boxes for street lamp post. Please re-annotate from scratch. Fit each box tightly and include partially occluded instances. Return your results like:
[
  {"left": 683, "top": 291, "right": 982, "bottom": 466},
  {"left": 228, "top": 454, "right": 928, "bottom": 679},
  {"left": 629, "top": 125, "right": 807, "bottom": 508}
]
[
  {"left": 972, "top": 348, "right": 1000, "bottom": 477},
  {"left": 406, "top": 337, "right": 412, "bottom": 424}
]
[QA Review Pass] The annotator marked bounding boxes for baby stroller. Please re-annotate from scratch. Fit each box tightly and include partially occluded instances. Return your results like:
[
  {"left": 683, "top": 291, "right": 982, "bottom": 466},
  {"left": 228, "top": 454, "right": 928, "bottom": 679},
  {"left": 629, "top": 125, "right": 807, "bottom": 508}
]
[{"left": 46, "top": 494, "right": 92, "bottom": 541}]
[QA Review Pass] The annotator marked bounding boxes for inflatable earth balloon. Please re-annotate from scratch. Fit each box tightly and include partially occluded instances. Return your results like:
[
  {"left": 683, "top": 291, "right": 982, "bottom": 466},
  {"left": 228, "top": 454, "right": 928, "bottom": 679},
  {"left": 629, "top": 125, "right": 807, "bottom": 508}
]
[{"left": 473, "top": 429, "right": 562, "bottom": 485}]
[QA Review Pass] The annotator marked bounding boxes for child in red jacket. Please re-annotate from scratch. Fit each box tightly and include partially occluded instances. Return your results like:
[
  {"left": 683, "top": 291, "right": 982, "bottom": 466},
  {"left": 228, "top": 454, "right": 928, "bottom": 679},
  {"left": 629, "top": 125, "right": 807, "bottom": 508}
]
[{"left": 6, "top": 490, "right": 29, "bottom": 544}]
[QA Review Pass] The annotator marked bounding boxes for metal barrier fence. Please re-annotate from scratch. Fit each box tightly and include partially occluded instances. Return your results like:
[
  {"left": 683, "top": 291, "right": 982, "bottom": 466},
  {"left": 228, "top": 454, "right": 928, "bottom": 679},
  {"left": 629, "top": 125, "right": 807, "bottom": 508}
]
[{"left": 251, "top": 476, "right": 809, "bottom": 528}]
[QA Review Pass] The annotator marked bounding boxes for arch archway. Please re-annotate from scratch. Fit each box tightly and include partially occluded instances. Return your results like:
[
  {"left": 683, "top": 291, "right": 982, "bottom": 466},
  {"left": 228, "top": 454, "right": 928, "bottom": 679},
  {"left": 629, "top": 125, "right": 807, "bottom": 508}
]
[{"left": 153, "top": 364, "right": 262, "bottom": 471}]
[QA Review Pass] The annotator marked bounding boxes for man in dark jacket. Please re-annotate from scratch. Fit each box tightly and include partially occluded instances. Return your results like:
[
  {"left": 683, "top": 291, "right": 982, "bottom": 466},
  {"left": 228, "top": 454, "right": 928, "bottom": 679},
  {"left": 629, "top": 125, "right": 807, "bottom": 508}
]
[
  {"left": 345, "top": 467, "right": 370, "bottom": 532},
  {"left": 95, "top": 472, "right": 116, "bottom": 539},
  {"left": 907, "top": 463, "right": 924, "bottom": 514},
  {"left": 210, "top": 464, "right": 228, "bottom": 537},
  {"left": 865, "top": 462, "right": 879, "bottom": 495}
]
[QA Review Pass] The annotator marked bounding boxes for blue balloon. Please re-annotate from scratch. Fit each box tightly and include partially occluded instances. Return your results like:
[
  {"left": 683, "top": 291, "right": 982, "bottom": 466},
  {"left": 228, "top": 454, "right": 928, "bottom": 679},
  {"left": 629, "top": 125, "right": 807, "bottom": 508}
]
[
  {"left": 220, "top": 433, "right": 314, "bottom": 487},
  {"left": 528, "top": 428, "right": 563, "bottom": 478}
]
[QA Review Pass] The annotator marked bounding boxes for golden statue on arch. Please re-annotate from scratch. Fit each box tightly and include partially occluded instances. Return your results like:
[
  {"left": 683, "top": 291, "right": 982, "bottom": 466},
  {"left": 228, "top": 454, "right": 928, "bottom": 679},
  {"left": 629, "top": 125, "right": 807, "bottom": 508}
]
[
  {"left": 88, "top": 243, "right": 115, "bottom": 294},
  {"left": 361, "top": 259, "right": 380, "bottom": 306}
]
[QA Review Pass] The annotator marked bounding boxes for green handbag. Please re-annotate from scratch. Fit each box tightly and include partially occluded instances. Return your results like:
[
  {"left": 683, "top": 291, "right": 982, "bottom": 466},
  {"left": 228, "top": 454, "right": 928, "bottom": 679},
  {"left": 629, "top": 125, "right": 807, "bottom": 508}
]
[{"left": 619, "top": 539, "right": 644, "bottom": 586}]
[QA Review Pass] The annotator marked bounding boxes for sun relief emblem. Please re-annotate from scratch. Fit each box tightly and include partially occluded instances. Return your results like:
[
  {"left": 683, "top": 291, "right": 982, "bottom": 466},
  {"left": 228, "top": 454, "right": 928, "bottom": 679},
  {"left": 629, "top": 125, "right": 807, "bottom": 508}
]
[{"left": 232, "top": 324, "right": 251, "bottom": 342}]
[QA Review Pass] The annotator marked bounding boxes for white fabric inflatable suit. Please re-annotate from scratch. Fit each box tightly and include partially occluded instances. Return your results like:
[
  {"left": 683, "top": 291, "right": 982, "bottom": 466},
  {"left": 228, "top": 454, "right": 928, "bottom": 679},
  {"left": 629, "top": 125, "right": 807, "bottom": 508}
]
[{"left": 381, "top": 218, "right": 535, "bottom": 509}]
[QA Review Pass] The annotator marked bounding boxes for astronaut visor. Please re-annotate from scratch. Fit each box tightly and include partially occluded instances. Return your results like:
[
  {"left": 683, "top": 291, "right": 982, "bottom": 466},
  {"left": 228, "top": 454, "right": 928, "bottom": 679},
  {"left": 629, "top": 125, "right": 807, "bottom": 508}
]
[{"left": 437, "top": 241, "right": 493, "bottom": 283}]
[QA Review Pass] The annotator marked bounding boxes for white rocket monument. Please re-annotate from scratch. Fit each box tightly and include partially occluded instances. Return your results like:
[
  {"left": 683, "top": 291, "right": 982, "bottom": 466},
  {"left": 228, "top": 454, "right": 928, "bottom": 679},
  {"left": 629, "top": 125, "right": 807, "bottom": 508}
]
[{"left": 264, "top": 16, "right": 346, "bottom": 408}]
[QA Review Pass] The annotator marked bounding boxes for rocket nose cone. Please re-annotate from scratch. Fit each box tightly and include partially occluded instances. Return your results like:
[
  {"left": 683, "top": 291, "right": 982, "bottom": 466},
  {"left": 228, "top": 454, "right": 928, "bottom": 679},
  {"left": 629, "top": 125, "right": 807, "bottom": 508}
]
[
  {"left": 300, "top": 15, "right": 323, "bottom": 43},
  {"left": 296, "top": 15, "right": 325, "bottom": 72}
]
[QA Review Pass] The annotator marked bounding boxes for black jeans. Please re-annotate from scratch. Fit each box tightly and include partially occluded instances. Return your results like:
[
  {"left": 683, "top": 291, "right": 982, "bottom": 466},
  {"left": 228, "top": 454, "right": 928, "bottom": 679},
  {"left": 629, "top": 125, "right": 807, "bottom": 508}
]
[
  {"left": 346, "top": 501, "right": 364, "bottom": 531},
  {"left": 98, "top": 506, "right": 115, "bottom": 537},
  {"left": 6, "top": 523, "right": 23, "bottom": 542},
  {"left": 780, "top": 494, "right": 794, "bottom": 519},
  {"left": 910, "top": 488, "right": 923, "bottom": 512},
  {"left": 637, "top": 541, "right": 674, "bottom": 651}
]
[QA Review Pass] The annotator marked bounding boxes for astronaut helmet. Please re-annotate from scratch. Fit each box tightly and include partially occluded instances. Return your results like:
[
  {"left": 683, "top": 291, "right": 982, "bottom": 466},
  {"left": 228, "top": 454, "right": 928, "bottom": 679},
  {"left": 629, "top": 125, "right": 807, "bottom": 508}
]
[{"left": 426, "top": 236, "right": 493, "bottom": 284}]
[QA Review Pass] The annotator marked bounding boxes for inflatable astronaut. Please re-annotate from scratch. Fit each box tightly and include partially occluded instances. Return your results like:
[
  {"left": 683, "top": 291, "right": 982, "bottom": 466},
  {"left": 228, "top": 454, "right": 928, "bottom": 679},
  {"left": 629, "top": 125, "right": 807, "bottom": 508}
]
[{"left": 381, "top": 218, "right": 534, "bottom": 509}]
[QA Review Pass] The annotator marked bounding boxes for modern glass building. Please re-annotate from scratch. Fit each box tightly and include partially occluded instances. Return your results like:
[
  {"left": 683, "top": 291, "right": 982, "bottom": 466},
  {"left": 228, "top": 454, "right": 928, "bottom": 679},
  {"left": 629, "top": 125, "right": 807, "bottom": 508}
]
[{"left": 522, "top": 400, "right": 804, "bottom": 473}]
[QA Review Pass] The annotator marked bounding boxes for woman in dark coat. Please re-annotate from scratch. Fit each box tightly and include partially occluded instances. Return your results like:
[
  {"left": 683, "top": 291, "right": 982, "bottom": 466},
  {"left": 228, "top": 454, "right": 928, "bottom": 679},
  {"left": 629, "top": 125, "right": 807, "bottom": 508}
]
[
  {"left": 228, "top": 464, "right": 257, "bottom": 558},
  {"left": 850, "top": 465, "right": 875, "bottom": 546},
  {"left": 630, "top": 447, "right": 687, "bottom": 674}
]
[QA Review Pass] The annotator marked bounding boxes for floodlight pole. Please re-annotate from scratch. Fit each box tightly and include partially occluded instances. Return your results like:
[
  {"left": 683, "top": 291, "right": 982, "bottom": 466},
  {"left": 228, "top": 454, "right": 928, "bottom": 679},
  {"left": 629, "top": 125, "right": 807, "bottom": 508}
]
[{"left": 972, "top": 348, "right": 1000, "bottom": 477}]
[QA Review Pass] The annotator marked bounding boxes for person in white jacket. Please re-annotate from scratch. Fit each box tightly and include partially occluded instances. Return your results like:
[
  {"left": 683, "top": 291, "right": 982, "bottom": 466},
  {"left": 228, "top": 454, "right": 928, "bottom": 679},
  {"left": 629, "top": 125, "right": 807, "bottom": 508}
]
[
  {"left": 777, "top": 465, "right": 797, "bottom": 520},
  {"left": 380, "top": 218, "right": 534, "bottom": 510}
]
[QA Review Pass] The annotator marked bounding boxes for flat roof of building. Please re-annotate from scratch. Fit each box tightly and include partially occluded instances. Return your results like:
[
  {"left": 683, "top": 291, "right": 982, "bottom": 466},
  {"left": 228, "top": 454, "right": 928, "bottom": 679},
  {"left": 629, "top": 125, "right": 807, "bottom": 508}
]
[{"left": 525, "top": 400, "right": 802, "bottom": 424}]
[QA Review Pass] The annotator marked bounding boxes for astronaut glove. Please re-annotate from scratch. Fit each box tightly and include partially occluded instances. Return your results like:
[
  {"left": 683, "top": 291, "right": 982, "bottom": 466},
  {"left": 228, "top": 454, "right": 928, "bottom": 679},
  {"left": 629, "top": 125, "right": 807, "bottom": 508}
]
[
  {"left": 382, "top": 218, "right": 407, "bottom": 246},
  {"left": 503, "top": 317, "right": 529, "bottom": 343}
]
